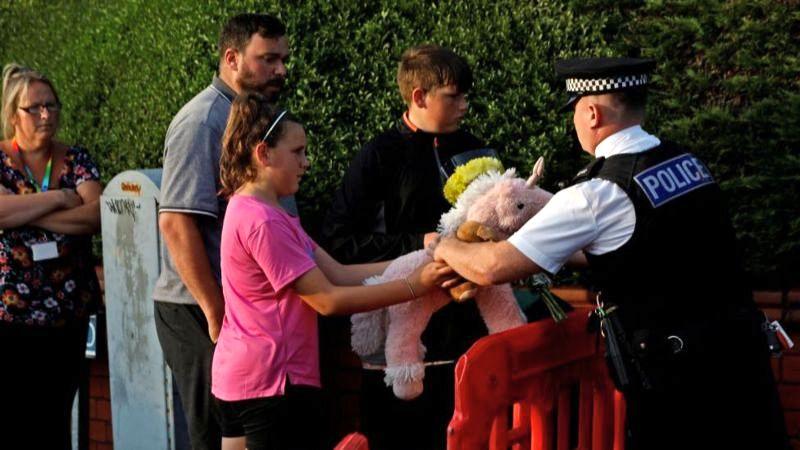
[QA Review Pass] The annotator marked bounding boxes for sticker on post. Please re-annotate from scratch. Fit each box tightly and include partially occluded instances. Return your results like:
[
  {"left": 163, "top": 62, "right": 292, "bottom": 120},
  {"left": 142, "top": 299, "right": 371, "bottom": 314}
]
[{"left": 31, "top": 241, "right": 59, "bottom": 261}]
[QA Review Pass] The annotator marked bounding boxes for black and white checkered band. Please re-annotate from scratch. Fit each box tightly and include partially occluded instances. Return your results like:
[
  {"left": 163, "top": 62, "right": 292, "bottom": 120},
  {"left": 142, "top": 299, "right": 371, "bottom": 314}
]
[{"left": 565, "top": 74, "right": 648, "bottom": 94}]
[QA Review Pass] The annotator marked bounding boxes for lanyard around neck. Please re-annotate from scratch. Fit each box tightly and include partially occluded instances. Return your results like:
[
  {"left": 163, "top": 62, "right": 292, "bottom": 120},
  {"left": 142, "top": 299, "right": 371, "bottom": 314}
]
[
  {"left": 402, "top": 112, "right": 449, "bottom": 183},
  {"left": 11, "top": 138, "right": 53, "bottom": 192}
]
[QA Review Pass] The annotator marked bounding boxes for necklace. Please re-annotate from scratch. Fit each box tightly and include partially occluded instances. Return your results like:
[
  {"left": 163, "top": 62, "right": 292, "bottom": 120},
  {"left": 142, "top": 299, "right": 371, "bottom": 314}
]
[{"left": 11, "top": 138, "right": 53, "bottom": 192}]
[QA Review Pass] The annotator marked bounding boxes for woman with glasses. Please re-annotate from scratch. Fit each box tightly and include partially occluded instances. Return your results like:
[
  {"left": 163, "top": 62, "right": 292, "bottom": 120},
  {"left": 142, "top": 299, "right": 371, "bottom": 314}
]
[{"left": 0, "top": 63, "right": 102, "bottom": 449}]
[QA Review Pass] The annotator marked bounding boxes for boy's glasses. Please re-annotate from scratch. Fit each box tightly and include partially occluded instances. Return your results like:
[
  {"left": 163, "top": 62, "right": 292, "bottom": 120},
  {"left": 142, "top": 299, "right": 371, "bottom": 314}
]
[
  {"left": 262, "top": 110, "right": 288, "bottom": 142},
  {"left": 18, "top": 102, "right": 61, "bottom": 115}
]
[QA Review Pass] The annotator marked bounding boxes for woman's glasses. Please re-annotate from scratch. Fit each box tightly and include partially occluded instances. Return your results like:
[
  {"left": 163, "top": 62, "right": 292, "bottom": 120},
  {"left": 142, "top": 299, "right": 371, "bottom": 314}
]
[{"left": 18, "top": 102, "right": 61, "bottom": 115}]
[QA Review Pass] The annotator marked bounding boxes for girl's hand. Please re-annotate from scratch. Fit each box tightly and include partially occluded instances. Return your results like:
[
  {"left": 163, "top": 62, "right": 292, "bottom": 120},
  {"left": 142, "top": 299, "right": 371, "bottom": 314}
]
[
  {"left": 423, "top": 232, "right": 440, "bottom": 256},
  {"left": 407, "top": 261, "right": 454, "bottom": 297},
  {"left": 0, "top": 185, "right": 12, "bottom": 195}
]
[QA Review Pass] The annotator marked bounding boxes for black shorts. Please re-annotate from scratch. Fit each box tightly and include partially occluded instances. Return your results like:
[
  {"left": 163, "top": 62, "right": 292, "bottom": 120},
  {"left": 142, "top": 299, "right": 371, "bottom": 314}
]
[{"left": 215, "top": 382, "right": 323, "bottom": 450}]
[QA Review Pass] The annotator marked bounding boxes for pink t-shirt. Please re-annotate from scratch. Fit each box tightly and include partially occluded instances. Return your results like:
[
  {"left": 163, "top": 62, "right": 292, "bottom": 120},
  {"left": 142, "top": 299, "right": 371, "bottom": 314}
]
[{"left": 212, "top": 194, "right": 320, "bottom": 401}]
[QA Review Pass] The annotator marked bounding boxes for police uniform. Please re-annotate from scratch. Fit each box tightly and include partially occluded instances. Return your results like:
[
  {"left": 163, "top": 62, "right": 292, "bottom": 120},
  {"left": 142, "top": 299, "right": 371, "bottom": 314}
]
[{"left": 508, "top": 58, "right": 789, "bottom": 450}]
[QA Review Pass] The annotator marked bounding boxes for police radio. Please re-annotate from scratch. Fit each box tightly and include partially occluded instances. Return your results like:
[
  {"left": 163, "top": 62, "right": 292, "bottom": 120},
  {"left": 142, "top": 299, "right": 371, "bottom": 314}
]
[{"left": 764, "top": 318, "right": 794, "bottom": 356}]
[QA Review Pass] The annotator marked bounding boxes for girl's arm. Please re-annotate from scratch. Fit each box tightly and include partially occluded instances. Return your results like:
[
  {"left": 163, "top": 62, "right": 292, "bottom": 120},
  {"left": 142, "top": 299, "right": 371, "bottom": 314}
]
[
  {"left": 313, "top": 246, "right": 392, "bottom": 286},
  {"left": 292, "top": 259, "right": 453, "bottom": 316},
  {"left": 30, "top": 180, "right": 102, "bottom": 235},
  {"left": 0, "top": 188, "right": 82, "bottom": 229}
]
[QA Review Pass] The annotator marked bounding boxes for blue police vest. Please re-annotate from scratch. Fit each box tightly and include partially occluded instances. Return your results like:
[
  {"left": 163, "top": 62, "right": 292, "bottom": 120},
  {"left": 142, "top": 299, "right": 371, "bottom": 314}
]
[
  {"left": 572, "top": 142, "right": 789, "bottom": 450},
  {"left": 572, "top": 141, "right": 756, "bottom": 331}
]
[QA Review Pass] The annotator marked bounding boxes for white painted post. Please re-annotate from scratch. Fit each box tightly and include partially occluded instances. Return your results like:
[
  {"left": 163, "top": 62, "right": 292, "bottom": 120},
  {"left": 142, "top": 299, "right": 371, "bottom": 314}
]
[{"left": 101, "top": 170, "right": 177, "bottom": 450}]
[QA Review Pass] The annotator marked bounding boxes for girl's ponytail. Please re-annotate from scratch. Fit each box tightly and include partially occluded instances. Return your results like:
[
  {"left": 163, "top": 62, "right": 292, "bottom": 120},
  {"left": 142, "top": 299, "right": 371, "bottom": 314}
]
[{"left": 220, "top": 92, "right": 292, "bottom": 198}]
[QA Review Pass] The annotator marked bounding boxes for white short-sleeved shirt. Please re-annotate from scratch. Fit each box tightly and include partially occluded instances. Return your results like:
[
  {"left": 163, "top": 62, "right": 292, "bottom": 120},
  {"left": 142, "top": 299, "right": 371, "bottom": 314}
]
[{"left": 508, "top": 126, "right": 661, "bottom": 274}]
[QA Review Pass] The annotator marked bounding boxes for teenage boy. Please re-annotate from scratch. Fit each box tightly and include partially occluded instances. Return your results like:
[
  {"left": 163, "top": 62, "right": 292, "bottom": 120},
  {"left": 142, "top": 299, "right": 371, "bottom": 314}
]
[
  {"left": 322, "top": 44, "right": 489, "bottom": 450},
  {"left": 153, "top": 14, "right": 291, "bottom": 450}
]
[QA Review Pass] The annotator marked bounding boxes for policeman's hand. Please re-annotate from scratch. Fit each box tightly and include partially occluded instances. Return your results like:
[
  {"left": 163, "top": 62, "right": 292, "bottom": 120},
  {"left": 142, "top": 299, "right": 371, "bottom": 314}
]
[{"left": 433, "top": 236, "right": 456, "bottom": 262}]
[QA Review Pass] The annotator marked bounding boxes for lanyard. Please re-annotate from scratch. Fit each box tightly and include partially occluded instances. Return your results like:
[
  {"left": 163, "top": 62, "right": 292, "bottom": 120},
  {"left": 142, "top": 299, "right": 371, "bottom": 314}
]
[
  {"left": 431, "top": 136, "right": 449, "bottom": 185},
  {"left": 402, "top": 112, "right": 449, "bottom": 184},
  {"left": 11, "top": 138, "right": 52, "bottom": 192}
]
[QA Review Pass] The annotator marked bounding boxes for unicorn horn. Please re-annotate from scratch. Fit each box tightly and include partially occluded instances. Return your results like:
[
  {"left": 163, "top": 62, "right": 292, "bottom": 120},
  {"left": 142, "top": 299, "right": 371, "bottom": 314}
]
[{"left": 526, "top": 156, "right": 545, "bottom": 187}]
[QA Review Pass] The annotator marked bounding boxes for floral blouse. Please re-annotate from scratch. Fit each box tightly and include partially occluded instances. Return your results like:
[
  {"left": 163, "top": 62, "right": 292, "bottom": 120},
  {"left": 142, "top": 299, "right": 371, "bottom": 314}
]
[{"left": 0, "top": 146, "right": 101, "bottom": 327}]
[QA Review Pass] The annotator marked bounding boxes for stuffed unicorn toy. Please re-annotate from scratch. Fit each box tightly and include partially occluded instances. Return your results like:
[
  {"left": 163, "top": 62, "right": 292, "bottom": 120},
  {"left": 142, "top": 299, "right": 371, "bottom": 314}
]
[{"left": 351, "top": 156, "right": 553, "bottom": 400}]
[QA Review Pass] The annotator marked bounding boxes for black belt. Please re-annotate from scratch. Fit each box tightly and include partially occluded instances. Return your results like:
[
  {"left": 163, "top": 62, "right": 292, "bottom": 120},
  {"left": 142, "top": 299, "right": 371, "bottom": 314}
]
[{"left": 590, "top": 303, "right": 764, "bottom": 392}]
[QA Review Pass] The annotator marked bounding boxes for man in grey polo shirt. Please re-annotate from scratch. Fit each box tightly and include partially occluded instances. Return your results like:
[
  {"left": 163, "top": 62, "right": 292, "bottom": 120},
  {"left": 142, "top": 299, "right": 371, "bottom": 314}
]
[{"left": 153, "top": 13, "right": 291, "bottom": 450}]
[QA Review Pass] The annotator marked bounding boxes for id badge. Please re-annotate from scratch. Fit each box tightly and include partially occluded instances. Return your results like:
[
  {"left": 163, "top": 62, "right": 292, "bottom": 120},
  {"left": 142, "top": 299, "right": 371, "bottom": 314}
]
[{"left": 31, "top": 241, "right": 59, "bottom": 261}]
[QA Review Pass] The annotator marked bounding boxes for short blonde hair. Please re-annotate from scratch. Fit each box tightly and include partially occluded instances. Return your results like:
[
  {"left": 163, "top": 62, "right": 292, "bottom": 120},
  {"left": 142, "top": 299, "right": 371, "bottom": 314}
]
[
  {"left": 1, "top": 63, "right": 60, "bottom": 139},
  {"left": 396, "top": 44, "right": 473, "bottom": 104}
]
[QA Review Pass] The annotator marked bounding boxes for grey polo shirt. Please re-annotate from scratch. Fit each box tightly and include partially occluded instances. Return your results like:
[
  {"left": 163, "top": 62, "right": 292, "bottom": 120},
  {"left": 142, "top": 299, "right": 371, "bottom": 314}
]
[{"left": 153, "top": 76, "right": 297, "bottom": 305}]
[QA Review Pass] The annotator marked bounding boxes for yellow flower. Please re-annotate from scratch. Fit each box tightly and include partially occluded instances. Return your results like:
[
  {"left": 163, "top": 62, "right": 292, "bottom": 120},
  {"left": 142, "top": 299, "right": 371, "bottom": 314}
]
[{"left": 443, "top": 157, "right": 504, "bottom": 205}]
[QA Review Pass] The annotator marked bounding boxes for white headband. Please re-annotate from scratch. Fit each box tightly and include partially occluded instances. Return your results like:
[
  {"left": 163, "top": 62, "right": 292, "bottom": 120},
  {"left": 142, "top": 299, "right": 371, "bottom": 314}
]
[{"left": 262, "top": 110, "right": 288, "bottom": 141}]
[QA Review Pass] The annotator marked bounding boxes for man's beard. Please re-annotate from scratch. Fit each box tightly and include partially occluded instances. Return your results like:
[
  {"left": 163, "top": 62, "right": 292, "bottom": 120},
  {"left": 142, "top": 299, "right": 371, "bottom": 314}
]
[{"left": 239, "top": 68, "right": 285, "bottom": 102}]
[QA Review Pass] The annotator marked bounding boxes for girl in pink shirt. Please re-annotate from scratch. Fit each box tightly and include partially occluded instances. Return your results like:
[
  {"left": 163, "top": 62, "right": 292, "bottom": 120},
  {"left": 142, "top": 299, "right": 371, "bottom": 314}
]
[{"left": 212, "top": 93, "right": 452, "bottom": 450}]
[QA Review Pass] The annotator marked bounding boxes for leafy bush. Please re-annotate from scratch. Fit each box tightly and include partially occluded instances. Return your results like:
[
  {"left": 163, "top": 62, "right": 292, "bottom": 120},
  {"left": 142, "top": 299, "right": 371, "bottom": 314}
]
[
  {"left": 621, "top": 0, "right": 800, "bottom": 287},
  {"left": 0, "top": 0, "right": 796, "bottom": 288}
]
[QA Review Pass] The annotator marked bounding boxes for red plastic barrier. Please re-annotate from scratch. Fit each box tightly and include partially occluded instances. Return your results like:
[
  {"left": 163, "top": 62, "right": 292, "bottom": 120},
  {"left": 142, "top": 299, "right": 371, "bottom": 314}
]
[
  {"left": 334, "top": 432, "right": 369, "bottom": 450},
  {"left": 447, "top": 312, "right": 625, "bottom": 450}
]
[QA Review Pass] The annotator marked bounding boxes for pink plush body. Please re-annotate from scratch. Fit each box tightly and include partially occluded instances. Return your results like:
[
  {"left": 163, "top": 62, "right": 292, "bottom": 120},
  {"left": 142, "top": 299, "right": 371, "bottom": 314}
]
[{"left": 351, "top": 169, "right": 553, "bottom": 400}]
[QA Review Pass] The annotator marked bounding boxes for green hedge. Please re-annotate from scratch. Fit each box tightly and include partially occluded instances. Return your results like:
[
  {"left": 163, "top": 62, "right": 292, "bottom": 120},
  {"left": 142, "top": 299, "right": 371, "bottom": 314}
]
[{"left": 0, "top": 0, "right": 797, "bottom": 288}]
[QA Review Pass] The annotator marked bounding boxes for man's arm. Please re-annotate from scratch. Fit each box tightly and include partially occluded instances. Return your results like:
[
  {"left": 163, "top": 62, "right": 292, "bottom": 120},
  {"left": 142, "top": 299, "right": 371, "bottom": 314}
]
[
  {"left": 159, "top": 212, "right": 224, "bottom": 342},
  {"left": 157, "top": 117, "right": 226, "bottom": 341},
  {"left": 433, "top": 237, "right": 542, "bottom": 286}
]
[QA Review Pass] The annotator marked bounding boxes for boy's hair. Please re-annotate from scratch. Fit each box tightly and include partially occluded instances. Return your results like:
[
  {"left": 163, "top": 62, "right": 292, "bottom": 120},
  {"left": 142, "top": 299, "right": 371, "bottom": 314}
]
[
  {"left": 220, "top": 92, "right": 297, "bottom": 198},
  {"left": 218, "top": 13, "right": 286, "bottom": 61},
  {"left": 397, "top": 44, "right": 473, "bottom": 104},
  {"left": 1, "top": 63, "right": 60, "bottom": 139}
]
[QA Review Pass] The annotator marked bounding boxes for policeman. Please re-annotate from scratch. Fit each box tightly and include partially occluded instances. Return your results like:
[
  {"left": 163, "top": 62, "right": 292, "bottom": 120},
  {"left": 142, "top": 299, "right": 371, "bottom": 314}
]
[{"left": 434, "top": 57, "right": 789, "bottom": 450}]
